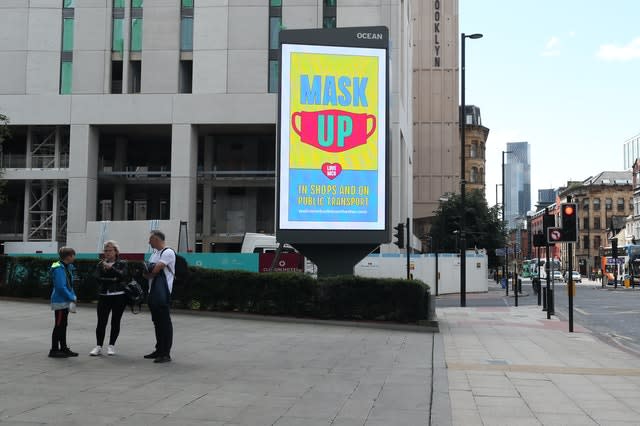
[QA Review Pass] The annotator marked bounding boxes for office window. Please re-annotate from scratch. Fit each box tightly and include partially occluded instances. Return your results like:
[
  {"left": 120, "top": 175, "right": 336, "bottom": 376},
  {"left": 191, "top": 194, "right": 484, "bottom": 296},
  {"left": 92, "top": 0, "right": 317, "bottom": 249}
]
[
  {"left": 583, "top": 236, "right": 589, "bottom": 249},
  {"left": 582, "top": 198, "right": 589, "bottom": 211},
  {"left": 111, "top": 60, "right": 123, "bottom": 93},
  {"left": 605, "top": 198, "right": 612, "bottom": 210},
  {"left": 60, "top": 62, "right": 73, "bottom": 94},
  {"left": 179, "top": 60, "right": 192, "bottom": 93},
  {"left": 132, "top": 0, "right": 143, "bottom": 6},
  {"left": 131, "top": 18, "right": 143, "bottom": 51},
  {"left": 618, "top": 198, "right": 625, "bottom": 211},
  {"left": 324, "top": 0, "right": 336, "bottom": 6},
  {"left": 112, "top": 18, "right": 124, "bottom": 53},
  {"left": 593, "top": 198, "right": 600, "bottom": 211},
  {"left": 62, "top": 18, "right": 74, "bottom": 52},
  {"left": 269, "top": 17, "right": 281, "bottom": 50},
  {"left": 470, "top": 142, "right": 478, "bottom": 158},
  {"left": 268, "top": 60, "right": 278, "bottom": 93},
  {"left": 594, "top": 216, "right": 601, "bottom": 229},
  {"left": 270, "top": 0, "right": 281, "bottom": 5},
  {"left": 63, "top": 0, "right": 75, "bottom": 6},
  {"left": 182, "top": 0, "right": 193, "bottom": 6},
  {"left": 470, "top": 167, "right": 478, "bottom": 184},
  {"left": 129, "top": 61, "right": 141, "bottom": 93},
  {"left": 181, "top": 17, "right": 193, "bottom": 51},
  {"left": 323, "top": 17, "right": 336, "bottom": 28},
  {"left": 114, "top": 0, "right": 124, "bottom": 6},
  {"left": 582, "top": 217, "right": 589, "bottom": 230},
  {"left": 594, "top": 235, "right": 601, "bottom": 250}
]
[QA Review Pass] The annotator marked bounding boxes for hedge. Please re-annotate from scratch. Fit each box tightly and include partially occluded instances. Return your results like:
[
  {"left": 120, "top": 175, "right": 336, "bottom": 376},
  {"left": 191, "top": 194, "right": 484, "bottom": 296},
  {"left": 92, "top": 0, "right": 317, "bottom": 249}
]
[{"left": 0, "top": 256, "right": 431, "bottom": 323}]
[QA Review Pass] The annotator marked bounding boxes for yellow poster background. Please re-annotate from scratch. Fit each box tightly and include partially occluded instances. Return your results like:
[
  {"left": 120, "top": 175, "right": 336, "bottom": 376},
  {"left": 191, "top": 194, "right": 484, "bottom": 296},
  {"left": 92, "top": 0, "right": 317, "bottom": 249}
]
[{"left": 289, "top": 52, "right": 379, "bottom": 171}]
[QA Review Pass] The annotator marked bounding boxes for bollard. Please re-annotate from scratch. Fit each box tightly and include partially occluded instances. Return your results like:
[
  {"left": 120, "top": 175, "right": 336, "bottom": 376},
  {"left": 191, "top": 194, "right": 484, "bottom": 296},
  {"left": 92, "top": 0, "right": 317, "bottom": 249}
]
[
  {"left": 542, "top": 287, "right": 547, "bottom": 311},
  {"left": 548, "top": 288, "right": 554, "bottom": 316}
]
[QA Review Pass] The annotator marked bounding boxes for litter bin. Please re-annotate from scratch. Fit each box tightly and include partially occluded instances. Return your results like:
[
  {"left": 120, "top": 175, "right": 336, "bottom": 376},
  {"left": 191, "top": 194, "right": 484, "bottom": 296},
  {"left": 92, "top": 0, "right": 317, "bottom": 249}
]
[{"left": 624, "top": 278, "right": 631, "bottom": 288}]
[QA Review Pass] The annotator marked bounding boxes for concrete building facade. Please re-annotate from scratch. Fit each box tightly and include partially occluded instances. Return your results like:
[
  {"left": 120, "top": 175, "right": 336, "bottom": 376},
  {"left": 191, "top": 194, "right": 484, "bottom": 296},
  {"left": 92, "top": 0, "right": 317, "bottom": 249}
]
[
  {"left": 559, "top": 172, "right": 633, "bottom": 276},
  {"left": 411, "top": 0, "right": 459, "bottom": 239},
  {"left": 0, "top": 0, "right": 414, "bottom": 253}
]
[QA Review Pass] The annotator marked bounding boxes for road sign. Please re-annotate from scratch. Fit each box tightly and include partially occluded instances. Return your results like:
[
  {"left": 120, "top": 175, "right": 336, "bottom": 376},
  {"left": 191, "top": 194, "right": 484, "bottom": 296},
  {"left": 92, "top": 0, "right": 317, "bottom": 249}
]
[{"left": 547, "top": 227, "right": 563, "bottom": 243}]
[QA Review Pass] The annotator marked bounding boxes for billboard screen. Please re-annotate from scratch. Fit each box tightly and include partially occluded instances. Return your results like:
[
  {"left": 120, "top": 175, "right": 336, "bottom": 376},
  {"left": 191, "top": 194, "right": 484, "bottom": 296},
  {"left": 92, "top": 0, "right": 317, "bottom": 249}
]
[{"left": 277, "top": 27, "right": 389, "bottom": 244}]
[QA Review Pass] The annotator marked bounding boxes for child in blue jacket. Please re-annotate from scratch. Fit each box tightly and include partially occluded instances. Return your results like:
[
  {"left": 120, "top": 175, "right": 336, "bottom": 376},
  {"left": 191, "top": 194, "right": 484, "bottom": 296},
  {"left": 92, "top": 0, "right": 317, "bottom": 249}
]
[{"left": 49, "top": 247, "right": 78, "bottom": 358}]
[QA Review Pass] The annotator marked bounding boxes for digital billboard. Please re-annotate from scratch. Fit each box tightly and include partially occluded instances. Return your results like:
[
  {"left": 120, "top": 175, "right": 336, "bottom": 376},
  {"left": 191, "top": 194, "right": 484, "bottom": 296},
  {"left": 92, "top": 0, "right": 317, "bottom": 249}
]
[{"left": 277, "top": 27, "right": 389, "bottom": 245}]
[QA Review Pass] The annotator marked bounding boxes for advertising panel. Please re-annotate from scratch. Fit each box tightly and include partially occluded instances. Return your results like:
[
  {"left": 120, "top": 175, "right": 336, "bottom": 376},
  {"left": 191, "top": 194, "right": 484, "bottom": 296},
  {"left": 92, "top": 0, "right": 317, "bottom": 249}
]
[{"left": 277, "top": 27, "right": 389, "bottom": 244}]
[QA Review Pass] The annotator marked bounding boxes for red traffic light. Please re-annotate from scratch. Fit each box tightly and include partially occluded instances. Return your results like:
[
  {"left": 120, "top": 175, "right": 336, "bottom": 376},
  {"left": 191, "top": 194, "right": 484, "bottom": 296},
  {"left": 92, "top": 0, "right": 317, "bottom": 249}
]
[{"left": 563, "top": 205, "right": 575, "bottom": 216}]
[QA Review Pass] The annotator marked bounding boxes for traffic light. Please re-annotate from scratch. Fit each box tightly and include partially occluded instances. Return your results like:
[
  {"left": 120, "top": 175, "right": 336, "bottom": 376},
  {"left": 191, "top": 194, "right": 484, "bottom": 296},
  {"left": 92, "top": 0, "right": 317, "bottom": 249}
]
[
  {"left": 611, "top": 237, "right": 618, "bottom": 254},
  {"left": 560, "top": 203, "right": 577, "bottom": 242},
  {"left": 393, "top": 223, "right": 405, "bottom": 248},
  {"left": 533, "top": 233, "right": 545, "bottom": 247}
]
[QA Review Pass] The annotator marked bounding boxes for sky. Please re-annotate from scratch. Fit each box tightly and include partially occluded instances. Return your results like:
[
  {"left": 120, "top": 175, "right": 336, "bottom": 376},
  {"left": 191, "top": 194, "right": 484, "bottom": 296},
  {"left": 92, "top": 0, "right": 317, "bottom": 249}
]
[{"left": 460, "top": 0, "right": 640, "bottom": 209}]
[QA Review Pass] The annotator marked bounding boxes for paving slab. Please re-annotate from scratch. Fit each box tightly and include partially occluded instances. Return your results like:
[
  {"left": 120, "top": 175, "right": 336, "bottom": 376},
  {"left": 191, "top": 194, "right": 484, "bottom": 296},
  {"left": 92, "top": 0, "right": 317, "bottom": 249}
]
[{"left": 0, "top": 300, "right": 443, "bottom": 426}]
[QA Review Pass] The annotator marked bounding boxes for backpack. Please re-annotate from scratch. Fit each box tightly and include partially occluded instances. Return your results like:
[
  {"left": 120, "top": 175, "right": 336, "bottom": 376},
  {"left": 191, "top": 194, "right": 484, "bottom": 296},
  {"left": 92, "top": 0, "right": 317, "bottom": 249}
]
[
  {"left": 161, "top": 248, "right": 190, "bottom": 283},
  {"left": 123, "top": 279, "right": 145, "bottom": 314}
]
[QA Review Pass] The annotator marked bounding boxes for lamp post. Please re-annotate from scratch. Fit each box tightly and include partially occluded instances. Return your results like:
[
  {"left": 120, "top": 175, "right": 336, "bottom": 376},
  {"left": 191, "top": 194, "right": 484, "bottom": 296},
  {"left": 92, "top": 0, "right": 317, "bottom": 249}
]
[
  {"left": 459, "top": 32, "right": 483, "bottom": 308},
  {"left": 502, "top": 150, "right": 513, "bottom": 296}
]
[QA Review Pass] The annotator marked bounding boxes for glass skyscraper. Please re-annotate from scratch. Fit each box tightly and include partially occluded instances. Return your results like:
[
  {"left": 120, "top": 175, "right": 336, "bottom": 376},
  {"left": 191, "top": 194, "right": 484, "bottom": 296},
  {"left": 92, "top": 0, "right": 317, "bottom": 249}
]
[{"left": 504, "top": 142, "right": 531, "bottom": 229}]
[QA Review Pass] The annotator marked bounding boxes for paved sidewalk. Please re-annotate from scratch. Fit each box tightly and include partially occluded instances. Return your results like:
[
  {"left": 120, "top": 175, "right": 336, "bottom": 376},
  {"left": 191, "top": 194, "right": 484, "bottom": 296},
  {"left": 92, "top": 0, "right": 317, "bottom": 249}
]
[
  {"left": 438, "top": 304, "right": 640, "bottom": 426},
  {"left": 0, "top": 300, "right": 445, "bottom": 426}
]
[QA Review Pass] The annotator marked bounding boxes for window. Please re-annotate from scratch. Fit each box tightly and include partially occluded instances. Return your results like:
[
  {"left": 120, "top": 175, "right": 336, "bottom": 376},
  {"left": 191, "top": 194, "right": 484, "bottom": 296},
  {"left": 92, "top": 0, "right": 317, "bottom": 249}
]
[
  {"left": 269, "top": 17, "right": 281, "bottom": 50},
  {"left": 114, "top": 0, "right": 124, "bottom": 7},
  {"left": 110, "top": 60, "right": 123, "bottom": 93},
  {"left": 582, "top": 198, "right": 589, "bottom": 211},
  {"left": 131, "top": 18, "right": 143, "bottom": 51},
  {"left": 132, "top": 0, "right": 143, "bottom": 6},
  {"left": 618, "top": 198, "right": 625, "bottom": 211},
  {"left": 593, "top": 198, "right": 601, "bottom": 211},
  {"left": 60, "top": 2, "right": 74, "bottom": 95},
  {"left": 268, "top": 2, "right": 281, "bottom": 94},
  {"left": 323, "top": 0, "right": 336, "bottom": 28},
  {"left": 60, "top": 62, "right": 73, "bottom": 94},
  {"left": 594, "top": 216, "right": 601, "bottom": 230},
  {"left": 323, "top": 17, "right": 336, "bottom": 28},
  {"left": 583, "top": 217, "right": 589, "bottom": 230},
  {"left": 583, "top": 235, "right": 589, "bottom": 249},
  {"left": 470, "top": 141, "right": 477, "bottom": 158},
  {"left": 181, "top": 17, "right": 193, "bottom": 51},
  {"left": 605, "top": 198, "right": 612, "bottom": 210},
  {"left": 594, "top": 235, "right": 601, "bottom": 250},
  {"left": 268, "top": 60, "right": 279, "bottom": 93},
  {"left": 470, "top": 167, "right": 478, "bottom": 184},
  {"left": 112, "top": 18, "right": 124, "bottom": 53},
  {"left": 182, "top": 0, "right": 193, "bottom": 6}
]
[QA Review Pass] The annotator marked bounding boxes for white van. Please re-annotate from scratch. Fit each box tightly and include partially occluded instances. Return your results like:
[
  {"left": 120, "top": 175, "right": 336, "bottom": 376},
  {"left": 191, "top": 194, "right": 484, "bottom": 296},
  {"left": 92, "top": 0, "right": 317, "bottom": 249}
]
[{"left": 240, "top": 233, "right": 295, "bottom": 254}]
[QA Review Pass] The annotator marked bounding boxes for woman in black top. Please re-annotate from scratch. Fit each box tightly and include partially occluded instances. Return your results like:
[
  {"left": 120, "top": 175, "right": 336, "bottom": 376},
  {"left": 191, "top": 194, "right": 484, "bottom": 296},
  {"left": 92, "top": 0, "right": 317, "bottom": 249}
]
[{"left": 90, "top": 240, "right": 128, "bottom": 356}]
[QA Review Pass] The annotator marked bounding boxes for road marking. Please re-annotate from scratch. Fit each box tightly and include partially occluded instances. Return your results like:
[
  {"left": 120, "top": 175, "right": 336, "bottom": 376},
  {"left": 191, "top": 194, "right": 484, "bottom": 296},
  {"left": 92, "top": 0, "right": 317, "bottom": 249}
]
[
  {"left": 574, "top": 307, "right": 590, "bottom": 316},
  {"left": 611, "top": 333, "right": 634, "bottom": 341}
]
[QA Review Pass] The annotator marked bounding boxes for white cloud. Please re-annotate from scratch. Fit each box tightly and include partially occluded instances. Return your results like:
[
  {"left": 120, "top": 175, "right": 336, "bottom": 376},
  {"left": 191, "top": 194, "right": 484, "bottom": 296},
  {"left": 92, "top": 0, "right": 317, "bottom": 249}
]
[
  {"left": 597, "top": 37, "right": 640, "bottom": 61},
  {"left": 541, "top": 36, "right": 561, "bottom": 57}
]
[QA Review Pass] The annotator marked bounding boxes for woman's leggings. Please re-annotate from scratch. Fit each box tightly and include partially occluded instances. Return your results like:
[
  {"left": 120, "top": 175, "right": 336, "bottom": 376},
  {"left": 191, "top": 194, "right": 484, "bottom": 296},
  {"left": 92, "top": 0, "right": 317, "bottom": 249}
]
[
  {"left": 51, "top": 308, "right": 69, "bottom": 350},
  {"left": 96, "top": 294, "right": 127, "bottom": 346}
]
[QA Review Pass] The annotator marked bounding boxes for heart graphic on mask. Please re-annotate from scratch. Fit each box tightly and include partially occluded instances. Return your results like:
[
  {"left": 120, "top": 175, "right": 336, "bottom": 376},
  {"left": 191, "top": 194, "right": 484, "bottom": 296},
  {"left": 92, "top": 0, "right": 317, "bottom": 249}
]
[{"left": 321, "top": 162, "right": 342, "bottom": 180}]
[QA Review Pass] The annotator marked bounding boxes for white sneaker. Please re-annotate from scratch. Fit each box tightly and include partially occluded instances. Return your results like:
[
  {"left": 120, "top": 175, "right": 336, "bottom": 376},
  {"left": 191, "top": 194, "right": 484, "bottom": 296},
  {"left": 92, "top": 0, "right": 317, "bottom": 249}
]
[
  {"left": 107, "top": 345, "right": 115, "bottom": 356},
  {"left": 89, "top": 346, "right": 102, "bottom": 356}
]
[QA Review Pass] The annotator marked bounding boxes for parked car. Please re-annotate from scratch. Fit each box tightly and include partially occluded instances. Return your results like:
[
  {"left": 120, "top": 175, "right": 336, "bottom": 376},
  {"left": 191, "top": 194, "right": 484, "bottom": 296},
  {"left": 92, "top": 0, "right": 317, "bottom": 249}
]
[
  {"left": 564, "top": 271, "right": 582, "bottom": 283},
  {"left": 552, "top": 270, "right": 563, "bottom": 282}
]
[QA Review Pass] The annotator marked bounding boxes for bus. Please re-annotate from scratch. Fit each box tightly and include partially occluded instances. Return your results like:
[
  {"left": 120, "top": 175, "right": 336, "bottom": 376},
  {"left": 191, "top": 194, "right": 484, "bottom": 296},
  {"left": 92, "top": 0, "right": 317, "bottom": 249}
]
[
  {"left": 600, "top": 245, "right": 634, "bottom": 285},
  {"left": 530, "top": 258, "right": 562, "bottom": 293},
  {"left": 522, "top": 259, "right": 536, "bottom": 278}
]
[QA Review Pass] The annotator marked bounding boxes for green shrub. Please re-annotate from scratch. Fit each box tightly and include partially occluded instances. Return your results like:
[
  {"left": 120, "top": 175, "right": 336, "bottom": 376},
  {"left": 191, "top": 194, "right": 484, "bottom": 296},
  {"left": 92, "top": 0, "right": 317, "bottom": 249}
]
[{"left": 1, "top": 256, "right": 430, "bottom": 323}]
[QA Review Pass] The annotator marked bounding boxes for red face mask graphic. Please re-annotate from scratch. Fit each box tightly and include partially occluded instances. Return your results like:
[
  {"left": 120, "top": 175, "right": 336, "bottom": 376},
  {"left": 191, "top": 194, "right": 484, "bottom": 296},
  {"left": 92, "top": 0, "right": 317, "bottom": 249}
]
[{"left": 292, "top": 110, "right": 376, "bottom": 153}]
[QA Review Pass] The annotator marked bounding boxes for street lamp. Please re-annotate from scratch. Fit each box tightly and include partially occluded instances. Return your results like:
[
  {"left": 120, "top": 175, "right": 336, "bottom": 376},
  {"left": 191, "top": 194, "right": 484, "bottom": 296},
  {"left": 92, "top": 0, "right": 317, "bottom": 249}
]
[
  {"left": 459, "top": 32, "right": 483, "bottom": 308},
  {"left": 502, "top": 150, "right": 513, "bottom": 296}
]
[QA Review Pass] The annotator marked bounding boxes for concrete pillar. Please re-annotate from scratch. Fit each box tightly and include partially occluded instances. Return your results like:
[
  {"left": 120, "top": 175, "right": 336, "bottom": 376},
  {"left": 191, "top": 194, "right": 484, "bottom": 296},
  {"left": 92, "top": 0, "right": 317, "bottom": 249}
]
[
  {"left": 113, "top": 137, "right": 127, "bottom": 220},
  {"left": 170, "top": 124, "right": 197, "bottom": 251},
  {"left": 202, "top": 136, "right": 214, "bottom": 238},
  {"left": 67, "top": 125, "right": 99, "bottom": 243}
]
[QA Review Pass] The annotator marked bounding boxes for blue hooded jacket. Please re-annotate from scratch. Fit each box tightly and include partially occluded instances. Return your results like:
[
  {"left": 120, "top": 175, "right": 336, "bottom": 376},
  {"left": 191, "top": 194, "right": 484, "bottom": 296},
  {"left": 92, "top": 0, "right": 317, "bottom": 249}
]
[{"left": 50, "top": 261, "right": 77, "bottom": 310}]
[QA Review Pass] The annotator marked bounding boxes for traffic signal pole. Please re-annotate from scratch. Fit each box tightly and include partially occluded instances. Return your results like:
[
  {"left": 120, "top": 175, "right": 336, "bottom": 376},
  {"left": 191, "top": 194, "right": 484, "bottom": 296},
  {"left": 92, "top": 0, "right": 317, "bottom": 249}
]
[
  {"left": 406, "top": 217, "right": 410, "bottom": 280},
  {"left": 568, "top": 242, "right": 574, "bottom": 332}
]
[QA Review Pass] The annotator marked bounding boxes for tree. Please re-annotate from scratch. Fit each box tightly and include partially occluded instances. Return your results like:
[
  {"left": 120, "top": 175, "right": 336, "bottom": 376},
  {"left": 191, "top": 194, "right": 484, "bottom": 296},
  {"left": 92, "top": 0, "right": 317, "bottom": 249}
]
[
  {"left": 429, "top": 190, "right": 505, "bottom": 267},
  {"left": 0, "top": 113, "right": 9, "bottom": 204}
]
